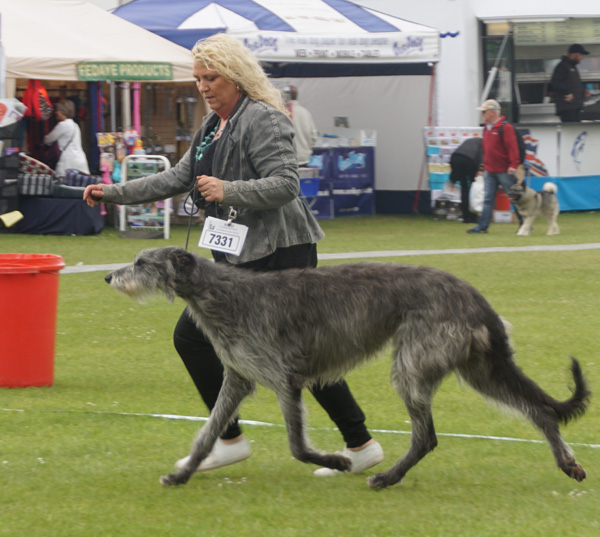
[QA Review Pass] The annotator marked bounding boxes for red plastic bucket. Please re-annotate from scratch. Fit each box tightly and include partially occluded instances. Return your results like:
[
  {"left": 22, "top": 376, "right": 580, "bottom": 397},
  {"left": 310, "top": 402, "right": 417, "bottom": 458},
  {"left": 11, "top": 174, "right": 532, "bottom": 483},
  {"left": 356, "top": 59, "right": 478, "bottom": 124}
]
[
  {"left": 495, "top": 189, "right": 512, "bottom": 211},
  {"left": 0, "top": 254, "right": 65, "bottom": 387}
]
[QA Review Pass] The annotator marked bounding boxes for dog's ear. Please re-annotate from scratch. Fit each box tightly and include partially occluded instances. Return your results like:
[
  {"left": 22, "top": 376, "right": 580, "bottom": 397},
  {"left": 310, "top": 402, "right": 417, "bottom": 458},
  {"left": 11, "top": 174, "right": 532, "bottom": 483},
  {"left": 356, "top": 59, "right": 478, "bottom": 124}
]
[{"left": 168, "top": 249, "right": 195, "bottom": 276}]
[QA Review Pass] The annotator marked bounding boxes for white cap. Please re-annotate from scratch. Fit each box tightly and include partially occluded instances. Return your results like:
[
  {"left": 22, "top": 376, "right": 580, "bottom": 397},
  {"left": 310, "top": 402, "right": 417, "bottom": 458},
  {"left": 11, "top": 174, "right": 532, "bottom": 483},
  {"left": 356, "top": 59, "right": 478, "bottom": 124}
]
[{"left": 476, "top": 99, "right": 501, "bottom": 112}]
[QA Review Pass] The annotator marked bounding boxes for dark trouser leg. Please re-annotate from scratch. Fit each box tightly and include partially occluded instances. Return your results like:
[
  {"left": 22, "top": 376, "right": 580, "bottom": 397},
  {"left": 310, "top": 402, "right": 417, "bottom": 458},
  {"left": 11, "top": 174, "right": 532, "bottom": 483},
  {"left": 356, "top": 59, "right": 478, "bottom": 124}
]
[
  {"left": 173, "top": 308, "right": 242, "bottom": 440},
  {"left": 264, "top": 246, "right": 371, "bottom": 448},
  {"left": 460, "top": 177, "right": 479, "bottom": 223},
  {"left": 310, "top": 382, "right": 372, "bottom": 448},
  {"left": 559, "top": 109, "right": 581, "bottom": 122},
  {"left": 451, "top": 154, "right": 478, "bottom": 223}
]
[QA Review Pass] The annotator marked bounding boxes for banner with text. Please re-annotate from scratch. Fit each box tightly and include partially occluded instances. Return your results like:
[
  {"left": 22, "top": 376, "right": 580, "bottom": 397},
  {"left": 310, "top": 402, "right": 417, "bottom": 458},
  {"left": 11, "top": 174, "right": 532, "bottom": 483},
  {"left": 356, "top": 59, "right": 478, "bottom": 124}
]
[{"left": 77, "top": 62, "right": 173, "bottom": 81}]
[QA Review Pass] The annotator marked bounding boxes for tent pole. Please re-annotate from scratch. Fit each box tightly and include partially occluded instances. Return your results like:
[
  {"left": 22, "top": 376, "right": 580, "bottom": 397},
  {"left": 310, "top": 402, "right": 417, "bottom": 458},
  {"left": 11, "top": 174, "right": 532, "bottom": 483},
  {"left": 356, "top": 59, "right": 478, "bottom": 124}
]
[
  {"left": 97, "top": 83, "right": 104, "bottom": 133},
  {"left": 121, "top": 82, "right": 131, "bottom": 130},
  {"left": 413, "top": 63, "right": 436, "bottom": 214},
  {"left": 480, "top": 31, "right": 510, "bottom": 103},
  {"left": 133, "top": 82, "right": 141, "bottom": 136},
  {"left": 110, "top": 81, "right": 116, "bottom": 132}
]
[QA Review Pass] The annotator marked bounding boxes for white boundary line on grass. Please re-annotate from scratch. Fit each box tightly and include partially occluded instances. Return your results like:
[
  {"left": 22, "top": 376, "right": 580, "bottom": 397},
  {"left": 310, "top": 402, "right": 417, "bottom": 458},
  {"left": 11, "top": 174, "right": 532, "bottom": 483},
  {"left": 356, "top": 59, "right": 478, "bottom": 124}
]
[
  {"left": 59, "top": 242, "right": 600, "bottom": 274},
  {"left": 318, "top": 242, "right": 600, "bottom": 260},
  {"left": 2, "top": 408, "right": 598, "bottom": 449}
]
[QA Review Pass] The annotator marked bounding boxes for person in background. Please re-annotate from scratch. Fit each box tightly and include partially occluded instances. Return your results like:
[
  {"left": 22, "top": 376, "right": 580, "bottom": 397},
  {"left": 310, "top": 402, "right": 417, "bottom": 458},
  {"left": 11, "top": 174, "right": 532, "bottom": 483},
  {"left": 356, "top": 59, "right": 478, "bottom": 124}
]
[
  {"left": 84, "top": 33, "right": 383, "bottom": 478},
  {"left": 550, "top": 44, "right": 592, "bottom": 123},
  {"left": 284, "top": 85, "right": 318, "bottom": 166},
  {"left": 467, "top": 99, "right": 520, "bottom": 234},
  {"left": 449, "top": 136, "right": 482, "bottom": 224},
  {"left": 43, "top": 99, "right": 90, "bottom": 177}
]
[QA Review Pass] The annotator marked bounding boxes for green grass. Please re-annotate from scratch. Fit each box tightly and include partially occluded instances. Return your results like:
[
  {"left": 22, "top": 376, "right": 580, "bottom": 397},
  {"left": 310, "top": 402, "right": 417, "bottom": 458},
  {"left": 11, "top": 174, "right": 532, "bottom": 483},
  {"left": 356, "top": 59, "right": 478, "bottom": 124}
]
[
  {"left": 1, "top": 213, "right": 599, "bottom": 536},
  {"left": 1, "top": 211, "right": 599, "bottom": 264}
]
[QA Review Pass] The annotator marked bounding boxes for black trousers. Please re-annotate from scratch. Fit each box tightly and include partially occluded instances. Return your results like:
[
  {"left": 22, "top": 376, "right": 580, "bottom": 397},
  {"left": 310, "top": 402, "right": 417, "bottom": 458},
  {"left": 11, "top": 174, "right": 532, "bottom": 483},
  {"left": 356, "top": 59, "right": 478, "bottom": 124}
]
[
  {"left": 173, "top": 243, "right": 371, "bottom": 448},
  {"left": 449, "top": 153, "right": 479, "bottom": 223},
  {"left": 558, "top": 109, "right": 581, "bottom": 122}
]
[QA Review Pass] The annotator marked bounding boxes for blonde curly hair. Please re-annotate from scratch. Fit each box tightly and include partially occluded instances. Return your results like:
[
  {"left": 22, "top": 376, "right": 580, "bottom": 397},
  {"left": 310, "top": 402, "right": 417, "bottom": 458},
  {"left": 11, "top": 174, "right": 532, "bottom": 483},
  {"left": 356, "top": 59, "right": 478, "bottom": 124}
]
[{"left": 192, "top": 33, "right": 288, "bottom": 115}]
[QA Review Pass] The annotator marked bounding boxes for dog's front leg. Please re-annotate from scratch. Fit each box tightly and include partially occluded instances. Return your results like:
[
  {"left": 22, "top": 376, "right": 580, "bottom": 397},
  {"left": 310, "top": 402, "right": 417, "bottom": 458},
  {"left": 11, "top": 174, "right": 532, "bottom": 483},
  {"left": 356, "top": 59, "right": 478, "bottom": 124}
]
[
  {"left": 517, "top": 216, "right": 535, "bottom": 236},
  {"left": 277, "top": 386, "right": 352, "bottom": 472},
  {"left": 160, "top": 371, "right": 255, "bottom": 487}
]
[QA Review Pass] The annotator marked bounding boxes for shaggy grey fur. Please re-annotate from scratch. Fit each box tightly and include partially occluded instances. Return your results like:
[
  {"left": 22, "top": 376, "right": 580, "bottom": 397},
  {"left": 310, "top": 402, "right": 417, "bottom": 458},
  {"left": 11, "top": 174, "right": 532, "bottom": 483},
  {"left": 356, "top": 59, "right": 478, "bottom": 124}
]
[{"left": 105, "top": 247, "right": 590, "bottom": 489}]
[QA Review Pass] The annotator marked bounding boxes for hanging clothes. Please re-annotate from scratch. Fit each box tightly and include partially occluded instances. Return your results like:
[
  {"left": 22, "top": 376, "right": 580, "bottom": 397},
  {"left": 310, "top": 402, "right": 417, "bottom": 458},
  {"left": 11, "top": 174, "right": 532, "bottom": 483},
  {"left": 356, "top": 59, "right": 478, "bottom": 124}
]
[{"left": 22, "top": 80, "right": 54, "bottom": 121}]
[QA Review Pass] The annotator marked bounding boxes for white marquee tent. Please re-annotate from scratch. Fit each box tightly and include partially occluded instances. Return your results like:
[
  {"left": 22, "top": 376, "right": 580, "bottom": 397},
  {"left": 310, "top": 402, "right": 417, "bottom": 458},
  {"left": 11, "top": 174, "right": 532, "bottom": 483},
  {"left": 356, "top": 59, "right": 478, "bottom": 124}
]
[{"left": 0, "top": 0, "right": 194, "bottom": 90}]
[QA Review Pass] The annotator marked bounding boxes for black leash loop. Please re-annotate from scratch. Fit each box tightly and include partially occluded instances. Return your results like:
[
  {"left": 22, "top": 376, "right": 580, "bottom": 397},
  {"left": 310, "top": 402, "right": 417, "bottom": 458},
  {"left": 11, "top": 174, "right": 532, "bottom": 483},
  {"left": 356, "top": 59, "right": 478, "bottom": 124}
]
[{"left": 184, "top": 183, "right": 201, "bottom": 251}]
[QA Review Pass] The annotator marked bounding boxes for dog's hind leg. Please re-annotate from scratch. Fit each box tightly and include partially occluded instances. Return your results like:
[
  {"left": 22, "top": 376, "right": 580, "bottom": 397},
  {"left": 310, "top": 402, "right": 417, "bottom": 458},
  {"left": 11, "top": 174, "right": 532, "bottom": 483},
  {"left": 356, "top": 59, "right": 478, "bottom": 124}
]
[
  {"left": 458, "top": 348, "right": 588, "bottom": 482},
  {"left": 277, "top": 385, "right": 352, "bottom": 472},
  {"left": 368, "top": 326, "right": 457, "bottom": 489},
  {"left": 160, "top": 370, "right": 255, "bottom": 486},
  {"left": 368, "top": 377, "right": 439, "bottom": 490},
  {"left": 534, "top": 414, "right": 585, "bottom": 481},
  {"left": 546, "top": 214, "right": 559, "bottom": 235}
]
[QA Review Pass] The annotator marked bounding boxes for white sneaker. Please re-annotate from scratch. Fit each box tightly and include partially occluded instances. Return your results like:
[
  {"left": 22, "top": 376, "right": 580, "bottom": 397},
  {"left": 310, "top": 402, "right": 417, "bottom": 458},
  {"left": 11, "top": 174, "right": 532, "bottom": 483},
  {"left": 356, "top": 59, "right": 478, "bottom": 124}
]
[
  {"left": 314, "top": 440, "right": 384, "bottom": 476},
  {"left": 175, "top": 437, "right": 252, "bottom": 472}
]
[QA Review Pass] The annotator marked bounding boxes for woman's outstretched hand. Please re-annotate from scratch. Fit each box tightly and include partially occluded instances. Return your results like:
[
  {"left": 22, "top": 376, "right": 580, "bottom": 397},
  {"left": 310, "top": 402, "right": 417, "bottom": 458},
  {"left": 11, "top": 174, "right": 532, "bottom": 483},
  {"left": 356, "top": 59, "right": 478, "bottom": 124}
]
[{"left": 83, "top": 184, "right": 105, "bottom": 207}]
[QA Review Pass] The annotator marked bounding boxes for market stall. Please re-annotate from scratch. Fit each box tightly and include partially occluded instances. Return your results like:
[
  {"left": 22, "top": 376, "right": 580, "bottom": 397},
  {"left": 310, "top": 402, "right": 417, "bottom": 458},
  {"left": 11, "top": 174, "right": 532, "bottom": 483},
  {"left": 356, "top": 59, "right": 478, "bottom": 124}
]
[
  {"left": 0, "top": 0, "right": 197, "bottom": 234},
  {"left": 113, "top": 0, "right": 440, "bottom": 214}
]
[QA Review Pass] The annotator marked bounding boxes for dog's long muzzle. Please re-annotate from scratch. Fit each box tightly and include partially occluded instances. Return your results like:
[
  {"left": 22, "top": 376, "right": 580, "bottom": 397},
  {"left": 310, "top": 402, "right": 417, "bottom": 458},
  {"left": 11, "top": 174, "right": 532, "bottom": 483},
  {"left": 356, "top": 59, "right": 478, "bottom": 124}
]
[{"left": 105, "top": 273, "right": 113, "bottom": 284}]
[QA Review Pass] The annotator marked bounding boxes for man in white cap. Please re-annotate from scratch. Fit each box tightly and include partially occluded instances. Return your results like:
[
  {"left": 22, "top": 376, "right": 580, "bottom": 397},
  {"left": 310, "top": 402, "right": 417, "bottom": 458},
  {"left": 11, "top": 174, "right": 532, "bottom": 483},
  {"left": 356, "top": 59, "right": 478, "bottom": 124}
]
[
  {"left": 550, "top": 44, "right": 591, "bottom": 122},
  {"left": 467, "top": 99, "right": 521, "bottom": 234}
]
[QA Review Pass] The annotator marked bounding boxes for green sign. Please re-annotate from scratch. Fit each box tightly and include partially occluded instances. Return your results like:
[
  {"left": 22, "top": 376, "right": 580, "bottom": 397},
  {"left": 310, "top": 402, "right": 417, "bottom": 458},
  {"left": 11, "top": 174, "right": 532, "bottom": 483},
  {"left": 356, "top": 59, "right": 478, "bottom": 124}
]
[{"left": 77, "top": 62, "right": 173, "bottom": 81}]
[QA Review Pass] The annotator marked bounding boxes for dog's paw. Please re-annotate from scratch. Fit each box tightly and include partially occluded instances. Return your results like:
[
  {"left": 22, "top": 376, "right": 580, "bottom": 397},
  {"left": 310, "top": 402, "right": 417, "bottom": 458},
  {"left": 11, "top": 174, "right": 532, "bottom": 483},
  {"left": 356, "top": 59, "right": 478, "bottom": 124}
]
[
  {"left": 565, "top": 463, "right": 586, "bottom": 482},
  {"left": 367, "top": 472, "right": 392, "bottom": 489},
  {"left": 160, "top": 474, "right": 176, "bottom": 487},
  {"left": 160, "top": 474, "right": 182, "bottom": 487},
  {"left": 160, "top": 471, "right": 190, "bottom": 487},
  {"left": 327, "top": 453, "right": 352, "bottom": 472}
]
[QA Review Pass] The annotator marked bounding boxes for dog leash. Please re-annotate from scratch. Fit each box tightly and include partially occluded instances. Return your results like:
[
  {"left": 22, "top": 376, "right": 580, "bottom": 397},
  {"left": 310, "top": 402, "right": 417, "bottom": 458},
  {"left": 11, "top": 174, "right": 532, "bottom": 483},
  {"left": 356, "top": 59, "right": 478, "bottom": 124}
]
[
  {"left": 183, "top": 185, "right": 200, "bottom": 251},
  {"left": 183, "top": 190, "right": 239, "bottom": 252},
  {"left": 182, "top": 120, "right": 239, "bottom": 251},
  {"left": 184, "top": 124, "right": 219, "bottom": 251}
]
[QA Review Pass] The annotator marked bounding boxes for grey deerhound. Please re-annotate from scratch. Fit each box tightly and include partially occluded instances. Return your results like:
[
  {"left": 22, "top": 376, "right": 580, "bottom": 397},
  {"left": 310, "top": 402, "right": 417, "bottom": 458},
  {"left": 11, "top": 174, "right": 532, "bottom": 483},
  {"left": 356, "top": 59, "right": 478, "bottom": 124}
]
[{"left": 105, "top": 247, "right": 589, "bottom": 489}]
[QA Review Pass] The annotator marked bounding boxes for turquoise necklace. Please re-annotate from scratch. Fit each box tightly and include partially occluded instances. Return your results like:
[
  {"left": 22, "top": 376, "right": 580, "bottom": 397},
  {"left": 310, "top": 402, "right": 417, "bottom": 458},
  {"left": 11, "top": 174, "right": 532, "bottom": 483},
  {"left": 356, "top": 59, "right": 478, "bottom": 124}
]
[
  {"left": 195, "top": 121, "right": 226, "bottom": 162},
  {"left": 186, "top": 120, "right": 227, "bottom": 250}
]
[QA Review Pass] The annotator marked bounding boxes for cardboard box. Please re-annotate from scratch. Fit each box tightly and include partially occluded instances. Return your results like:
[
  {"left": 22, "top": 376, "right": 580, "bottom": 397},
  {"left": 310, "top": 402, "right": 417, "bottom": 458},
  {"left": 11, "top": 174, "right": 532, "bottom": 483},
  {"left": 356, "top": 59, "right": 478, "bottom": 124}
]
[{"left": 493, "top": 210, "right": 513, "bottom": 223}]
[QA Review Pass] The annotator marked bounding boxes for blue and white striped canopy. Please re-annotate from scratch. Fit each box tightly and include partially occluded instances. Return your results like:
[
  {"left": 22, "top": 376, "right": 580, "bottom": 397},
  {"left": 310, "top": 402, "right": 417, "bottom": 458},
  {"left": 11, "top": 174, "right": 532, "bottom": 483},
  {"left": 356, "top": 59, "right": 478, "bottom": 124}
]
[{"left": 113, "top": 0, "right": 439, "bottom": 63}]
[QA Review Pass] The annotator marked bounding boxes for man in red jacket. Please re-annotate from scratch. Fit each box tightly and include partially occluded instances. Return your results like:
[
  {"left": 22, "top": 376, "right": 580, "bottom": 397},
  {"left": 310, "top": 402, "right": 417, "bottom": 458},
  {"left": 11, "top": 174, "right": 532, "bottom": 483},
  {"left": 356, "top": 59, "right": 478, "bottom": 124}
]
[{"left": 468, "top": 99, "right": 520, "bottom": 234}]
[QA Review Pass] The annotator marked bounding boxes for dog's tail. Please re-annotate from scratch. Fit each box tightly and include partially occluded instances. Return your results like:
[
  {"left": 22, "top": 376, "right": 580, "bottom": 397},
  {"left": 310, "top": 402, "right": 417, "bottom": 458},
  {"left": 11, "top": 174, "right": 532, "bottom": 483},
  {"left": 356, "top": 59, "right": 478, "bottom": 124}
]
[
  {"left": 462, "top": 323, "right": 590, "bottom": 426},
  {"left": 543, "top": 182, "right": 558, "bottom": 194},
  {"left": 509, "top": 355, "right": 590, "bottom": 425},
  {"left": 546, "top": 356, "right": 590, "bottom": 425}
]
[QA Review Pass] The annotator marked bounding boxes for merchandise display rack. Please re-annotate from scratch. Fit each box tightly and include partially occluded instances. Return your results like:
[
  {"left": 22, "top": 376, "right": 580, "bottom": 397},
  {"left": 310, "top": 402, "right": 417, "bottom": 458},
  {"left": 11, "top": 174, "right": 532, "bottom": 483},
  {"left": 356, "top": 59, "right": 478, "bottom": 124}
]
[{"left": 118, "top": 154, "right": 171, "bottom": 239}]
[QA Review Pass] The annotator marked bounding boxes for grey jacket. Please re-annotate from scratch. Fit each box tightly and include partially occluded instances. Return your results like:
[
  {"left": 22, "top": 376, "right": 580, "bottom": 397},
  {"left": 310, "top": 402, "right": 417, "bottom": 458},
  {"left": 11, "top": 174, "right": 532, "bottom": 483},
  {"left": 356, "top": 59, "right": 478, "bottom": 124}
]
[{"left": 102, "top": 95, "right": 324, "bottom": 264}]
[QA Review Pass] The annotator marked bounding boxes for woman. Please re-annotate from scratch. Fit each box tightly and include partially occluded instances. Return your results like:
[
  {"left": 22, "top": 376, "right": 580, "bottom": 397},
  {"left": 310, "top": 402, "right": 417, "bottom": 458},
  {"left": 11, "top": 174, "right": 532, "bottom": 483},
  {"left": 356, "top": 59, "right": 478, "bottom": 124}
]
[
  {"left": 84, "top": 34, "right": 383, "bottom": 477},
  {"left": 44, "top": 99, "right": 90, "bottom": 177}
]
